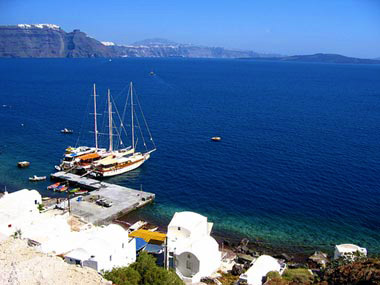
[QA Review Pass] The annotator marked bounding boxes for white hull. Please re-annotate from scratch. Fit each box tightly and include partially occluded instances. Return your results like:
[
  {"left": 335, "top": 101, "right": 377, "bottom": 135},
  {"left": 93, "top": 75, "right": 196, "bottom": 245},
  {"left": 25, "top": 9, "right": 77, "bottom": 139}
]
[{"left": 94, "top": 153, "right": 150, "bottom": 178}]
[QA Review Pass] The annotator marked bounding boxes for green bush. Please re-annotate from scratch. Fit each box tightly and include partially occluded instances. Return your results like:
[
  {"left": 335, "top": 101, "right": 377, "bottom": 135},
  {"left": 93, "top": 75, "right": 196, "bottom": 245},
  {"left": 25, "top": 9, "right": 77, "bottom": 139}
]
[
  {"left": 266, "top": 271, "right": 281, "bottom": 279},
  {"left": 104, "top": 267, "right": 140, "bottom": 285},
  {"left": 104, "top": 252, "right": 183, "bottom": 285},
  {"left": 282, "top": 268, "right": 313, "bottom": 283}
]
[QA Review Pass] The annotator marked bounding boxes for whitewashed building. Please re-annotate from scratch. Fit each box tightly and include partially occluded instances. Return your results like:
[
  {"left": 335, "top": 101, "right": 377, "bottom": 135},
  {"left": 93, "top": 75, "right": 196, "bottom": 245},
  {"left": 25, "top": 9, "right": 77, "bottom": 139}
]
[
  {"left": 334, "top": 244, "right": 367, "bottom": 260},
  {"left": 0, "top": 189, "right": 137, "bottom": 273},
  {"left": 64, "top": 224, "right": 136, "bottom": 272},
  {"left": 238, "top": 255, "right": 284, "bottom": 285},
  {"left": 0, "top": 189, "right": 42, "bottom": 239},
  {"left": 167, "top": 211, "right": 221, "bottom": 283}
]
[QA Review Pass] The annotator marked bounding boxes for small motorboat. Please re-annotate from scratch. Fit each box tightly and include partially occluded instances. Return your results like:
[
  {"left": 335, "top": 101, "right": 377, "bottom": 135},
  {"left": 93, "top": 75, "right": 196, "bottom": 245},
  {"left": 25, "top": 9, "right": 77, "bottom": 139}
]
[
  {"left": 47, "top": 182, "right": 60, "bottom": 190},
  {"left": 149, "top": 71, "right": 155, "bottom": 76},
  {"left": 61, "top": 128, "right": 73, "bottom": 134},
  {"left": 17, "top": 161, "right": 30, "bottom": 168},
  {"left": 69, "top": 187, "right": 80, "bottom": 193},
  {"left": 54, "top": 165, "right": 61, "bottom": 171},
  {"left": 74, "top": 190, "right": 88, "bottom": 195},
  {"left": 56, "top": 185, "right": 68, "bottom": 192},
  {"left": 29, "top": 175, "right": 47, "bottom": 182},
  {"left": 211, "top": 136, "right": 222, "bottom": 142}
]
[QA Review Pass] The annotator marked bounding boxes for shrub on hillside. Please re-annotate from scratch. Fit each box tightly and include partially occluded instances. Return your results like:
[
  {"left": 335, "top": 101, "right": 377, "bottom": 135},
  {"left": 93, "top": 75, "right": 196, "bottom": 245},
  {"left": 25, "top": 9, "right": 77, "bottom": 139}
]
[{"left": 104, "top": 252, "right": 183, "bottom": 285}]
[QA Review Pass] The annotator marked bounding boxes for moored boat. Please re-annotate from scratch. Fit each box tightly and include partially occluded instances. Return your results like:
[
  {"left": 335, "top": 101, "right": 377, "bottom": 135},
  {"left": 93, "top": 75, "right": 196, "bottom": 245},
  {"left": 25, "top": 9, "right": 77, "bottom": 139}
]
[
  {"left": 91, "top": 83, "right": 156, "bottom": 178},
  {"left": 74, "top": 190, "right": 89, "bottom": 195},
  {"left": 47, "top": 182, "right": 60, "bottom": 190},
  {"left": 17, "top": 161, "right": 30, "bottom": 168},
  {"left": 56, "top": 185, "right": 68, "bottom": 192},
  {"left": 69, "top": 187, "right": 80, "bottom": 193},
  {"left": 211, "top": 136, "right": 222, "bottom": 142},
  {"left": 29, "top": 175, "right": 47, "bottom": 182},
  {"left": 61, "top": 128, "right": 73, "bottom": 134}
]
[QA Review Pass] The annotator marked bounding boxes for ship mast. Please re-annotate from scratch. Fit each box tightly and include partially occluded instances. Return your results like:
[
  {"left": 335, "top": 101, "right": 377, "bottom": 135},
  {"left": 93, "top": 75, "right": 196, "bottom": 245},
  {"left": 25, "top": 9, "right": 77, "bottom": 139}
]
[
  {"left": 108, "top": 89, "right": 113, "bottom": 151},
  {"left": 130, "top": 82, "right": 135, "bottom": 151},
  {"left": 93, "top": 84, "right": 98, "bottom": 150}
]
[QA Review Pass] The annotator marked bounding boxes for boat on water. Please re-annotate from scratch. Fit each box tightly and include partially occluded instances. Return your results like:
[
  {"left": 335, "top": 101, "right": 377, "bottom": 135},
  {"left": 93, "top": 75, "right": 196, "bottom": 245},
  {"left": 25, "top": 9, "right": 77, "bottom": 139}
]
[
  {"left": 57, "top": 82, "right": 155, "bottom": 177},
  {"left": 47, "top": 182, "right": 60, "bottom": 190},
  {"left": 59, "top": 146, "right": 103, "bottom": 170},
  {"left": 29, "top": 175, "right": 47, "bottom": 182},
  {"left": 149, "top": 71, "right": 155, "bottom": 76},
  {"left": 55, "top": 185, "right": 68, "bottom": 192},
  {"left": 61, "top": 128, "right": 73, "bottom": 134},
  {"left": 69, "top": 187, "right": 80, "bottom": 193},
  {"left": 17, "top": 161, "right": 30, "bottom": 168},
  {"left": 211, "top": 136, "right": 222, "bottom": 142},
  {"left": 74, "top": 190, "right": 88, "bottom": 195},
  {"left": 91, "top": 82, "right": 156, "bottom": 178}
]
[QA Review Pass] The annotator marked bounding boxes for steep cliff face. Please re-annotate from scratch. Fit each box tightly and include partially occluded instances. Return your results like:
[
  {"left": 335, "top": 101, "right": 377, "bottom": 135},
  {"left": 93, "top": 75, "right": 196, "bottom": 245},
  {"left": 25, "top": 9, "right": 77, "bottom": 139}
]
[
  {"left": 0, "top": 25, "right": 266, "bottom": 58},
  {"left": 65, "top": 29, "right": 113, "bottom": 58},
  {"left": 0, "top": 25, "right": 113, "bottom": 58},
  {"left": 109, "top": 44, "right": 261, "bottom": 58},
  {"left": 0, "top": 24, "right": 66, "bottom": 57}
]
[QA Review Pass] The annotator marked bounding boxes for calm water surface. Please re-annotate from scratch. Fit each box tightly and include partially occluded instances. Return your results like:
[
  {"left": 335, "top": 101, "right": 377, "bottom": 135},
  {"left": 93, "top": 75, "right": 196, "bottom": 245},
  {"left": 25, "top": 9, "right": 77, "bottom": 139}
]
[{"left": 0, "top": 58, "right": 379, "bottom": 252}]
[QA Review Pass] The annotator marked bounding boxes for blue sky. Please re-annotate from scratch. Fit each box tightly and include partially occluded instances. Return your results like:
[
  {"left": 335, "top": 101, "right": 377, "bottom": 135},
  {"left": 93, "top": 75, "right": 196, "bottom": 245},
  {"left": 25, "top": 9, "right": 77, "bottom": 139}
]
[{"left": 1, "top": 0, "right": 380, "bottom": 58}]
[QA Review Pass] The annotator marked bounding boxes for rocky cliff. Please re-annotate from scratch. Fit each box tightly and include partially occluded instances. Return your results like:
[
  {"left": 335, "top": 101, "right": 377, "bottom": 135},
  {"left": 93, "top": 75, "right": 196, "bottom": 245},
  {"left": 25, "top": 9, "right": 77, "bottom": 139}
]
[
  {"left": 0, "top": 24, "right": 113, "bottom": 58},
  {"left": 0, "top": 24, "right": 267, "bottom": 58}
]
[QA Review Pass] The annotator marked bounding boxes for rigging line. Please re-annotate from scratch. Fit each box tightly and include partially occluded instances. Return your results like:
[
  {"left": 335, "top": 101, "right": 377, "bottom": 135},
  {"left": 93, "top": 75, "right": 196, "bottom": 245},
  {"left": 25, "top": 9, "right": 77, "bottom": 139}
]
[
  {"left": 119, "top": 85, "right": 130, "bottom": 138},
  {"left": 75, "top": 92, "right": 92, "bottom": 148},
  {"left": 134, "top": 87, "right": 156, "bottom": 150},
  {"left": 110, "top": 83, "right": 130, "bottom": 103},
  {"left": 98, "top": 96, "right": 109, "bottom": 149},
  {"left": 133, "top": 108, "right": 148, "bottom": 152},
  {"left": 110, "top": 92, "right": 129, "bottom": 146}
]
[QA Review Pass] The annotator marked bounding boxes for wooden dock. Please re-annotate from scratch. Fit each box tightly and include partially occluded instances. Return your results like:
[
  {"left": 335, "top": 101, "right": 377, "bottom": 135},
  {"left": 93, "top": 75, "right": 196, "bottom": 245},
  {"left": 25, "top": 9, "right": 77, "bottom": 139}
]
[{"left": 50, "top": 171, "right": 155, "bottom": 225}]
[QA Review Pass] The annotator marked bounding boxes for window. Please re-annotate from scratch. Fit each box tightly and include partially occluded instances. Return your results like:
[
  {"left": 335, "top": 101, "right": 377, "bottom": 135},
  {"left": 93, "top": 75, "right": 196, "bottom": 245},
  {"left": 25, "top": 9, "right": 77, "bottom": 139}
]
[
  {"left": 186, "top": 260, "right": 191, "bottom": 270},
  {"left": 122, "top": 243, "right": 124, "bottom": 249},
  {"left": 178, "top": 227, "right": 181, "bottom": 231},
  {"left": 34, "top": 200, "right": 38, "bottom": 204},
  {"left": 110, "top": 255, "right": 112, "bottom": 261}
]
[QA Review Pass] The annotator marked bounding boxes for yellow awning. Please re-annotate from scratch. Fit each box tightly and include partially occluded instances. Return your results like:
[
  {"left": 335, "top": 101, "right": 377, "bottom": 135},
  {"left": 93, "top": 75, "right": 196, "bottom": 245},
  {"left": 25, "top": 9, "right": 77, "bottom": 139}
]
[
  {"left": 129, "top": 229, "right": 167, "bottom": 244},
  {"left": 79, "top": 153, "right": 100, "bottom": 160}
]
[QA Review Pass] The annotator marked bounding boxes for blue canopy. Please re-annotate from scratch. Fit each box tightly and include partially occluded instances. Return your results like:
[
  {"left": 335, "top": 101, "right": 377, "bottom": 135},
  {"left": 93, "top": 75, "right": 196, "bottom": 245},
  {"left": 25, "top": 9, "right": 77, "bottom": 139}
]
[
  {"left": 135, "top": 237, "right": 147, "bottom": 252},
  {"left": 144, "top": 243, "right": 164, "bottom": 254}
]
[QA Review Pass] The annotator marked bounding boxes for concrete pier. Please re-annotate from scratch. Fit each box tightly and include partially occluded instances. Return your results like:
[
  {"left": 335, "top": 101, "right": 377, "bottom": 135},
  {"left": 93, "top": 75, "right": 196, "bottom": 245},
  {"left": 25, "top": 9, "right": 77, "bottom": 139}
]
[{"left": 50, "top": 171, "right": 155, "bottom": 225}]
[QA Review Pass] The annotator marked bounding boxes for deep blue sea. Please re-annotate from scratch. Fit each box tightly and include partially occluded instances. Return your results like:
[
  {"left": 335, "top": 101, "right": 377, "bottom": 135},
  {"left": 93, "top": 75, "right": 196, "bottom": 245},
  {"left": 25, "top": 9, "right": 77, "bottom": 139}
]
[{"left": 0, "top": 58, "right": 379, "bottom": 253}]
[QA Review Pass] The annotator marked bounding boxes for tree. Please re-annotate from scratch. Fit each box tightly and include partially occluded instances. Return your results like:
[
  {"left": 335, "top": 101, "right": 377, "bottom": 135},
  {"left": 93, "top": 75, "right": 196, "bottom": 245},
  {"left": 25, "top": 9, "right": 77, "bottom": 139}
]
[
  {"left": 104, "top": 252, "right": 183, "bottom": 285},
  {"left": 104, "top": 267, "right": 141, "bottom": 285}
]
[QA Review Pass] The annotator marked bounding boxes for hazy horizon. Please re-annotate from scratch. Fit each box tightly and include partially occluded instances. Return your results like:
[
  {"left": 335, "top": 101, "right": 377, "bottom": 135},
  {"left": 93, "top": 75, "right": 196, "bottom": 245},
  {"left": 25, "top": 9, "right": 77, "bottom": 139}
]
[{"left": 1, "top": 0, "right": 379, "bottom": 58}]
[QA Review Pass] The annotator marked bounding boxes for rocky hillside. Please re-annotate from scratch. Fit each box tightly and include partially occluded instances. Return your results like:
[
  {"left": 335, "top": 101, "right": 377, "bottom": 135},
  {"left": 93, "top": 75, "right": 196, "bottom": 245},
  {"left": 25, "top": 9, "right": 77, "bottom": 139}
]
[
  {"left": 0, "top": 237, "right": 109, "bottom": 285},
  {"left": 0, "top": 24, "right": 268, "bottom": 58},
  {"left": 0, "top": 24, "right": 112, "bottom": 58}
]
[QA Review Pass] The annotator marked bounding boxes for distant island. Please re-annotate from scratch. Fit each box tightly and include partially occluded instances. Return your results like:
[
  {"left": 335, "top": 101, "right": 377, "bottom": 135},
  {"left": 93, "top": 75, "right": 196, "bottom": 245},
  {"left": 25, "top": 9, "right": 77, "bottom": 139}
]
[
  {"left": 242, "top": 53, "right": 380, "bottom": 64},
  {"left": 0, "top": 24, "right": 379, "bottom": 64}
]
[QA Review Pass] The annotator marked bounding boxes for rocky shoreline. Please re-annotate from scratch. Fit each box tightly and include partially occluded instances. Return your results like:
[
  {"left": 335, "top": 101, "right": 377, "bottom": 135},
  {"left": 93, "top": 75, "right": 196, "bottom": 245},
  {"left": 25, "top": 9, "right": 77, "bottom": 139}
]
[{"left": 117, "top": 209, "right": 318, "bottom": 265}]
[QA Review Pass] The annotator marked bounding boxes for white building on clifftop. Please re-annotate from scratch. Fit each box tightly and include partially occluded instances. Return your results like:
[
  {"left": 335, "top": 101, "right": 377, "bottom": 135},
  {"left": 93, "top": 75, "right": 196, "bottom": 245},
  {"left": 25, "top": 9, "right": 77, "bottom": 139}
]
[
  {"left": 334, "top": 244, "right": 367, "bottom": 260},
  {"left": 0, "top": 189, "right": 136, "bottom": 272},
  {"left": 167, "top": 211, "right": 221, "bottom": 283}
]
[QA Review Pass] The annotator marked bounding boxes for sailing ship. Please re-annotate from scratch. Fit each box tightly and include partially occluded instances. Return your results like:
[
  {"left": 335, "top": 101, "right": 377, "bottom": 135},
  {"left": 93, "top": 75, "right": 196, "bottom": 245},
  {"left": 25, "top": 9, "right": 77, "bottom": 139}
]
[
  {"left": 91, "top": 82, "right": 156, "bottom": 177},
  {"left": 58, "top": 84, "right": 107, "bottom": 171}
]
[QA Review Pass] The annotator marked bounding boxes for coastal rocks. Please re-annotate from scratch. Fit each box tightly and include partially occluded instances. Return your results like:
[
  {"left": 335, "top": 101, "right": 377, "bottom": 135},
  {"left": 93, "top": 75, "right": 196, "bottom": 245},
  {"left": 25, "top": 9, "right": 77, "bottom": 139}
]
[
  {"left": 240, "top": 238, "right": 249, "bottom": 247},
  {"left": 231, "top": 264, "right": 244, "bottom": 275}
]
